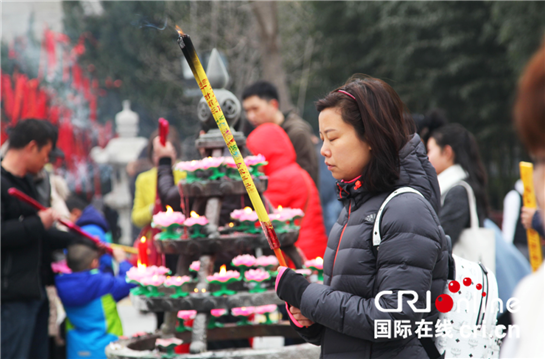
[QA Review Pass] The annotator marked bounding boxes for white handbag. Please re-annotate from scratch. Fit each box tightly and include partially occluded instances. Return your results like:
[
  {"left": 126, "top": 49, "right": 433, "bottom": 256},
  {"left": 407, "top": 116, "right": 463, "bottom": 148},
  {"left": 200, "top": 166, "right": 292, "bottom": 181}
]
[{"left": 451, "top": 181, "right": 496, "bottom": 274}]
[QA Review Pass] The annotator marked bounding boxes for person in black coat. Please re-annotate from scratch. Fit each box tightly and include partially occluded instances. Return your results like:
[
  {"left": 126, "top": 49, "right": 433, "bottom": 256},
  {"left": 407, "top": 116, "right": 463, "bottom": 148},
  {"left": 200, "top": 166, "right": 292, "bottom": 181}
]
[
  {"left": 1, "top": 119, "right": 76, "bottom": 359},
  {"left": 275, "top": 77, "right": 449, "bottom": 359}
]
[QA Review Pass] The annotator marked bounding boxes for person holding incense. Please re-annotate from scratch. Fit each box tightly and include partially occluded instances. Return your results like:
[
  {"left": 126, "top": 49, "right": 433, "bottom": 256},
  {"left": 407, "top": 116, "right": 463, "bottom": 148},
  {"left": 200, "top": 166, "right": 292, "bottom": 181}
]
[
  {"left": 499, "top": 38, "right": 545, "bottom": 358},
  {"left": 246, "top": 123, "right": 328, "bottom": 261},
  {"left": 275, "top": 76, "right": 449, "bottom": 358},
  {"left": 1, "top": 119, "right": 77, "bottom": 359},
  {"left": 242, "top": 81, "right": 319, "bottom": 186}
]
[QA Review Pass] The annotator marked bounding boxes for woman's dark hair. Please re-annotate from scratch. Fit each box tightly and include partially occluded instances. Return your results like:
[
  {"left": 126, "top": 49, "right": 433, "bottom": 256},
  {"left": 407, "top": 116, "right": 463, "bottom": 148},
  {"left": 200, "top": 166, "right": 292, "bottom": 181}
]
[
  {"left": 147, "top": 127, "right": 181, "bottom": 162},
  {"left": 430, "top": 124, "right": 489, "bottom": 218},
  {"left": 315, "top": 75, "right": 414, "bottom": 193}
]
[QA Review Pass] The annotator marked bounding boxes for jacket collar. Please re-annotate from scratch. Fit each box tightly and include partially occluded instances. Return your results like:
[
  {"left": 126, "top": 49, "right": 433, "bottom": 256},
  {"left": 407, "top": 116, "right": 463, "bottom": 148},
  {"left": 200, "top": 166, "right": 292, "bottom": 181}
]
[
  {"left": 437, "top": 164, "right": 467, "bottom": 195},
  {"left": 336, "top": 176, "right": 366, "bottom": 201}
]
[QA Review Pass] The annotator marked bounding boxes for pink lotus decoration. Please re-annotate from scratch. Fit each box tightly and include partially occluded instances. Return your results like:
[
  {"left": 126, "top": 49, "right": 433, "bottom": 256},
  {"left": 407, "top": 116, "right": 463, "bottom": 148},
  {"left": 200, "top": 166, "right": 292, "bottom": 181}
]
[
  {"left": 232, "top": 306, "right": 255, "bottom": 316},
  {"left": 126, "top": 265, "right": 171, "bottom": 284},
  {"left": 207, "top": 268, "right": 240, "bottom": 283},
  {"left": 211, "top": 308, "right": 228, "bottom": 317},
  {"left": 244, "top": 154, "right": 267, "bottom": 166},
  {"left": 147, "top": 265, "right": 171, "bottom": 276},
  {"left": 177, "top": 310, "right": 197, "bottom": 320},
  {"left": 230, "top": 207, "right": 259, "bottom": 222},
  {"left": 255, "top": 255, "right": 278, "bottom": 268},
  {"left": 224, "top": 157, "right": 236, "bottom": 168},
  {"left": 305, "top": 257, "right": 323, "bottom": 270},
  {"left": 164, "top": 276, "right": 191, "bottom": 287},
  {"left": 190, "top": 261, "right": 200, "bottom": 272},
  {"left": 255, "top": 304, "right": 277, "bottom": 315},
  {"left": 245, "top": 269, "right": 270, "bottom": 282},
  {"left": 232, "top": 306, "right": 255, "bottom": 325},
  {"left": 200, "top": 157, "right": 224, "bottom": 169},
  {"left": 152, "top": 206, "right": 186, "bottom": 228},
  {"left": 184, "top": 214, "right": 209, "bottom": 227},
  {"left": 295, "top": 269, "right": 312, "bottom": 276},
  {"left": 141, "top": 275, "right": 166, "bottom": 287},
  {"left": 175, "top": 160, "right": 202, "bottom": 172},
  {"left": 232, "top": 254, "right": 256, "bottom": 268}
]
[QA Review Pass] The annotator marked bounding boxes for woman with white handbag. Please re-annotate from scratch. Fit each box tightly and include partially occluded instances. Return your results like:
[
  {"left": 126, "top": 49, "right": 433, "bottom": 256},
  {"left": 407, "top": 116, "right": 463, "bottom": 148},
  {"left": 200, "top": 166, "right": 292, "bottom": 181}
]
[{"left": 427, "top": 124, "right": 496, "bottom": 273}]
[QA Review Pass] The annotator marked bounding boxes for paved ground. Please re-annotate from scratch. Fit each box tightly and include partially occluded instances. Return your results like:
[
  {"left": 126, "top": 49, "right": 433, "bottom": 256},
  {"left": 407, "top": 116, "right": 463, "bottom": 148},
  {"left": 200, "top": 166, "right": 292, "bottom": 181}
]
[{"left": 117, "top": 298, "right": 157, "bottom": 336}]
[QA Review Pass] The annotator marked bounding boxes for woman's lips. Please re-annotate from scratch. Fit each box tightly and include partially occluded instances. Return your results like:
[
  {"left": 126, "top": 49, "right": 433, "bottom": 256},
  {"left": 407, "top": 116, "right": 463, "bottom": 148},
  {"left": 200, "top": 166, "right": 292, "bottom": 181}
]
[{"left": 325, "top": 163, "right": 335, "bottom": 171}]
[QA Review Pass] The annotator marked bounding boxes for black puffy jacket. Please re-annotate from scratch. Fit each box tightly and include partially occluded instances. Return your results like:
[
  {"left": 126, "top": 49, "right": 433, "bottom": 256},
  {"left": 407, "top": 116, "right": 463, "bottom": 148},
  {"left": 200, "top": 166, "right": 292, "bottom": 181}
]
[{"left": 293, "top": 135, "right": 450, "bottom": 359}]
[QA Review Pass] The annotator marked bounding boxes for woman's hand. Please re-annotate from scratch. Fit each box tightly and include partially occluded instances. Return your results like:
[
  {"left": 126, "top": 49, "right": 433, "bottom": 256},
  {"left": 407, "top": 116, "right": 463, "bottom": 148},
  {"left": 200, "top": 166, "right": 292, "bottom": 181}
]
[
  {"left": 275, "top": 266, "right": 310, "bottom": 309},
  {"left": 521, "top": 207, "right": 537, "bottom": 230},
  {"left": 153, "top": 137, "right": 176, "bottom": 161},
  {"left": 289, "top": 306, "right": 314, "bottom": 327}
]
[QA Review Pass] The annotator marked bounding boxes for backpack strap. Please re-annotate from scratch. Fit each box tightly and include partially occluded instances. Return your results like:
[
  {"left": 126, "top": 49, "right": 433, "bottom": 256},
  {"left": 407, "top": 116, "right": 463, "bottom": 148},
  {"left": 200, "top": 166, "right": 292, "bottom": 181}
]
[
  {"left": 372, "top": 187, "right": 424, "bottom": 247},
  {"left": 372, "top": 187, "right": 445, "bottom": 359}
]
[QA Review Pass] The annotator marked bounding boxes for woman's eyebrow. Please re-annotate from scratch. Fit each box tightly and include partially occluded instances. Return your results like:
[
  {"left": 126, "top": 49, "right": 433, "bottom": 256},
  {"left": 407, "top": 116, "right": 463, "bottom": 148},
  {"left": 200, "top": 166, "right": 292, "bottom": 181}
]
[{"left": 319, "top": 129, "right": 337, "bottom": 135}]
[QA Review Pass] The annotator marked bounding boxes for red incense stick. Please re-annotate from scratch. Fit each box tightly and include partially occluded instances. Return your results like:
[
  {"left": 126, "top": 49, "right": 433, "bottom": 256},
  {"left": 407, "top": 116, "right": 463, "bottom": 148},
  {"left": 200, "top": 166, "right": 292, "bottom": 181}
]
[{"left": 7, "top": 187, "right": 113, "bottom": 254}]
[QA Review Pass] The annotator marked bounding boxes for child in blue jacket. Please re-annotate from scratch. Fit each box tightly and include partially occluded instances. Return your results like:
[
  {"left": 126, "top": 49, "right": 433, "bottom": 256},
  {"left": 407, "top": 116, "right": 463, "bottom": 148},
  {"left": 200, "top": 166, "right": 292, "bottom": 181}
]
[{"left": 55, "top": 240, "right": 134, "bottom": 359}]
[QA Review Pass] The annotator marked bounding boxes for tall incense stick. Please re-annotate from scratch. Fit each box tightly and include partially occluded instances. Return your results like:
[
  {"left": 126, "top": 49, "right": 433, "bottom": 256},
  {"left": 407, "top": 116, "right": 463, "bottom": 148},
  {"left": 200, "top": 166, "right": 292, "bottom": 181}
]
[
  {"left": 520, "top": 161, "right": 543, "bottom": 271},
  {"left": 176, "top": 26, "right": 287, "bottom": 267}
]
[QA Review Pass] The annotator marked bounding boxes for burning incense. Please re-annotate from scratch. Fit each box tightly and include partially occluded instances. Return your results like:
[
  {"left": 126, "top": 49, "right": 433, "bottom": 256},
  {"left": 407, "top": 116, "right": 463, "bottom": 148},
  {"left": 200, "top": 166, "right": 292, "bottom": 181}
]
[{"left": 175, "top": 26, "right": 287, "bottom": 267}]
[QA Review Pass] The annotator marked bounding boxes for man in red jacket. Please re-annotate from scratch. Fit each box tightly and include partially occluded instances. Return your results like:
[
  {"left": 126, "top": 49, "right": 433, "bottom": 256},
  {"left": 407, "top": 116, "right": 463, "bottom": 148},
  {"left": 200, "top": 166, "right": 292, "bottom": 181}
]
[{"left": 247, "top": 123, "right": 328, "bottom": 260}]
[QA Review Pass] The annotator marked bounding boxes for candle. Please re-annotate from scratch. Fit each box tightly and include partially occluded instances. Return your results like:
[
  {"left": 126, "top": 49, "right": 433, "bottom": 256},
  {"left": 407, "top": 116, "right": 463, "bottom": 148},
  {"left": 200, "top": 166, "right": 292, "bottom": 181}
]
[
  {"left": 152, "top": 205, "right": 186, "bottom": 227},
  {"left": 138, "top": 237, "right": 148, "bottom": 267},
  {"left": 244, "top": 269, "right": 270, "bottom": 282},
  {"left": 207, "top": 265, "right": 240, "bottom": 297},
  {"left": 244, "top": 269, "right": 270, "bottom": 293},
  {"left": 207, "top": 265, "right": 240, "bottom": 283},
  {"left": 209, "top": 308, "right": 227, "bottom": 329},
  {"left": 232, "top": 254, "right": 256, "bottom": 268},
  {"left": 244, "top": 154, "right": 267, "bottom": 167},
  {"left": 140, "top": 274, "right": 166, "bottom": 297},
  {"left": 176, "top": 310, "right": 197, "bottom": 333},
  {"left": 164, "top": 275, "right": 190, "bottom": 287},
  {"left": 254, "top": 304, "right": 277, "bottom": 315},
  {"left": 183, "top": 211, "right": 209, "bottom": 227},
  {"left": 164, "top": 275, "right": 191, "bottom": 298},
  {"left": 156, "top": 337, "right": 183, "bottom": 356},
  {"left": 232, "top": 306, "right": 255, "bottom": 316},
  {"left": 211, "top": 308, "right": 227, "bottom": 317},
  {"left": 305, "top": 257, "right": 323, "bottom": 270},
  {"left": 177, "top": 310, "right": 197, "bottom": 320},
  {"left": 255, "top": 255, "right": 278, "bottom": 268},
  {"left": 201, "top": 156, "right": 224, "bottom": 169},
  {"left": 190, "top": 261, "right": 200, "bottom": 272},
  {"left": 305, "top": 257, "right": 324, "bottom": 281},
  {"left": 231, "top": 306, "right": 255, "bottom": 326}
]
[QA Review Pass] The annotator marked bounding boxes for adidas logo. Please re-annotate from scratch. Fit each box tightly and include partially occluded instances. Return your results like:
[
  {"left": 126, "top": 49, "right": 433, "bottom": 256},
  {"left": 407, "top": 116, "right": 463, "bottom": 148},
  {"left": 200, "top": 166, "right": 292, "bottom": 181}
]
[{"left": 365, "top": 213, "right": 376, "bottom": 223}]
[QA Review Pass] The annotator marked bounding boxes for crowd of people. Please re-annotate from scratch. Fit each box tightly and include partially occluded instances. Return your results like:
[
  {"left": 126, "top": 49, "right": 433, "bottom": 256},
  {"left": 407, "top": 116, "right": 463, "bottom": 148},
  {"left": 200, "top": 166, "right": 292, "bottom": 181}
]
[{"left": 2, "top": 38, "right": 544, "bottom": 359}]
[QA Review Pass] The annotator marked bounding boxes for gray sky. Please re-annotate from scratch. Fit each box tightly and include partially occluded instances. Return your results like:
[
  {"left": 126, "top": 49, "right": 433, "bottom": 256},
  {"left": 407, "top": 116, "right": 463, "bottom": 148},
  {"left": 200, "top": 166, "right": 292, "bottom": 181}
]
[{"left": 2, "top": 1, "right": 64, "bottom": 42}]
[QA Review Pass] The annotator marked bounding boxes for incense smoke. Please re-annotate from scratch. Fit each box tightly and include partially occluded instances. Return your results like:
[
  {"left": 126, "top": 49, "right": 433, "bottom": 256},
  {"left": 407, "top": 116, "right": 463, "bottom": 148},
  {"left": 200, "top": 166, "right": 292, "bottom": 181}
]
[{"left": 132, "top": 16, "right": 167, "bottom": 31}]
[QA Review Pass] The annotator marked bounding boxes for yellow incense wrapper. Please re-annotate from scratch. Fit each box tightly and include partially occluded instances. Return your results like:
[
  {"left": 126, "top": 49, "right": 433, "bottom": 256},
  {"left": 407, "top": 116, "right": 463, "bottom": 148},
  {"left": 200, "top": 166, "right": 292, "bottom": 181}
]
[{"left": 520, "top": 161, "right": 543, "bottom": 271}]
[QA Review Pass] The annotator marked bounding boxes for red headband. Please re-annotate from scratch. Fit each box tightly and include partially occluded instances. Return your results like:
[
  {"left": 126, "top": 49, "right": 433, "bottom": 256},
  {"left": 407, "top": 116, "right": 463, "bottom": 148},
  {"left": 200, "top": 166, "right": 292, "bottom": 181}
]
[{"left": 337, "top": 90, "right": 356, "bottom": 101}]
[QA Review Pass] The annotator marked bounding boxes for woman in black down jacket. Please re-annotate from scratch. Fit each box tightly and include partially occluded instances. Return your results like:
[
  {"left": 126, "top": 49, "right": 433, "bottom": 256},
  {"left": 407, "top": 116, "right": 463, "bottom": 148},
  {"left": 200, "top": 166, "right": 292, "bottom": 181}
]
[{"left": 275, "top": 76, "right": 449, "bottom": 359}]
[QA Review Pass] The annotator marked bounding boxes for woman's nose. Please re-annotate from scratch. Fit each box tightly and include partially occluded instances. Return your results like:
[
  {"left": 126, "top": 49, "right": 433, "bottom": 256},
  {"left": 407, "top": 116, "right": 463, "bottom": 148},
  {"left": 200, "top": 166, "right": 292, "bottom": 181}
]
[{"left": 320, "top": 142, "right": 330, "bottom": 158}]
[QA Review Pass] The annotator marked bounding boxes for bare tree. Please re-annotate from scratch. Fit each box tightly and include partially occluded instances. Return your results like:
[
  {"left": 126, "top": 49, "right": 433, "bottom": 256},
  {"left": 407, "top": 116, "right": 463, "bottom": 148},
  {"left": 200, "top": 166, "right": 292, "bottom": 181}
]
[{"left": 250, "top": 1, "right": 294, "bottom": 111}]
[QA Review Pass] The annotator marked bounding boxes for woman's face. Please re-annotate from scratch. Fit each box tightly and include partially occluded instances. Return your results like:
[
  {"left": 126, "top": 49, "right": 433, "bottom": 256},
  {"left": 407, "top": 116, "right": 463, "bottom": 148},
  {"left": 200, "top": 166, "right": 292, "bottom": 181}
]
[
  {"left": 427, "top": 137, "right": 453, "bottom": 175},
  {"left": 319, "top": 107, "right": 372, "bottom": 181}
]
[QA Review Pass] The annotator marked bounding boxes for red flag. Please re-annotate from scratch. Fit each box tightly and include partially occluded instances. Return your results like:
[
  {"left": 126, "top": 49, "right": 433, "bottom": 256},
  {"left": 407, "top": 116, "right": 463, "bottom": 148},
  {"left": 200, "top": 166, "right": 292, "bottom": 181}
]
[
  {"left": 72, "top": 64, "right": 82, "bottom": 91},
  {"left": 1, "top": 74, "right": 14, "bottom": 121},
  {"left": 45, "top": 28, "right": 57, "bottom": 78},
  {"left": 11, "top": 73, "right": 28, "bottom": 124}
]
